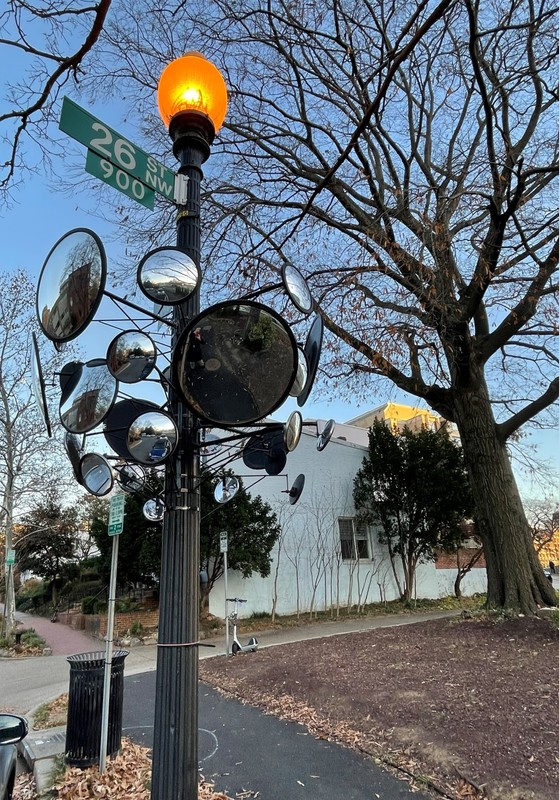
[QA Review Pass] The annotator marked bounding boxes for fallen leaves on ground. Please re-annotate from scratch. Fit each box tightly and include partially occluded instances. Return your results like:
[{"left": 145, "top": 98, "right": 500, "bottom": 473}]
[{"left": 14, "top": 739, "right": 234, "bottom": 800}]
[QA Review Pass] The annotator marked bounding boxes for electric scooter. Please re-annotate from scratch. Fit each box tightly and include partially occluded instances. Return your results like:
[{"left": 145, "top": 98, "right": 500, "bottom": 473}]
[{"left": 226, "top": 597, "right": 258, "bottom": 655}]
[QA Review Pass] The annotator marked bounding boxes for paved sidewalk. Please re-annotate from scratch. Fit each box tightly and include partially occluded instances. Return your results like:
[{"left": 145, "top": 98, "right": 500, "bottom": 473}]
[{"left": 4, "top": 608, "right": 459, "bottom": 798}]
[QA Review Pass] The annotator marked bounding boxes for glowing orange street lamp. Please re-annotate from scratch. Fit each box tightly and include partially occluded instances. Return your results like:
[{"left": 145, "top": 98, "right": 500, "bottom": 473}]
[{"left": 152, "top": 53, "right": 227, "bottom": 800}]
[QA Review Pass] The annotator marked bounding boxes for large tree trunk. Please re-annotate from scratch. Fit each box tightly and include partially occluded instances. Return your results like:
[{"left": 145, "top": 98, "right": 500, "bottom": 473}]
[{"left": 453, "top": 379, "right": 555, "bottom": 614}]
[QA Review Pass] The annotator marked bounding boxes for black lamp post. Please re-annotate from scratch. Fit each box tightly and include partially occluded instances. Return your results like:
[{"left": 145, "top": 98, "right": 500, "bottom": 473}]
[{"left": 152, "top": 52, "right": 228, "bottom": 800}]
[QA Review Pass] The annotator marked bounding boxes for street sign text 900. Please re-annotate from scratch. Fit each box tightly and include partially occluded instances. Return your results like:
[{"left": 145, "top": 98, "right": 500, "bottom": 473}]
[{"left": 98, "top": 157, "right": 149, "bottom": 200}]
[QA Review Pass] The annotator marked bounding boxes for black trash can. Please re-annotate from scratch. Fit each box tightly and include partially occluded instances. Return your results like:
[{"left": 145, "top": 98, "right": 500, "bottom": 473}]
[{"left": 65, "top": 650, "right": 129, "bottom": 767}]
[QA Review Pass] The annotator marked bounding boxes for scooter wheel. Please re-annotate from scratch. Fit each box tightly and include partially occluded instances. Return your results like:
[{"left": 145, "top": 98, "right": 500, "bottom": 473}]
[{"left": 232, "top": 642, "right": 240, "bottom": 655}]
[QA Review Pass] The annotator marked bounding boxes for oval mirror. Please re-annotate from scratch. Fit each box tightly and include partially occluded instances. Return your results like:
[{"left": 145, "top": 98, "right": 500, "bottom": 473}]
[
  {"left": 103, "top": 399, "right": 159, "bottom": 458},
  {"left": 289, "top": 473, "right": 305, "bottom": 505},
  {"left": 59, "top": 359, "right": 118, "bottom": 434},
  {"left": 214, "top": 476, "right": 240, "bottom": 504},
  {"left": 79, "top": 453, "right": 114, "bottom": 497},
  {"left": 143, "top": 498, "right": 165, "bottom": 522},
  {"left": 284, "top": 410, "right": 303, "bottom": 452},
  {"left": 242, "top": 428, "right": 284, "bottom": 470},
  {"left": 137, "top": 247, "right": 200, "bottom": 305},
  {"left": 107, "top": 330, "right": 156, "bottom": 383},
  {"left": 289, "top": 347, "right": 308, "bottom": 398},
  {"left": 115, "top": 463, "right": 147, "bottom": 494},
  {"left": 125, "top": 410, "right": 178, "bottom": 465},
  {"left": 282, "top": 264, "right": 314, "bottom": 315},
  {"left": 37, "top": 228, "right": 106, "bottom": 343},
  {"left": 297, "top": 315, "right": 324, "bottom": 407},
  {"left": 173, "top": 300, "right": 298, "bottom": 426},
  {"left": 317, "top": 418, "right": 336, "bottom": 451},
  {"left": 31, "top": 332, "right": 52, "bottom": 437}
]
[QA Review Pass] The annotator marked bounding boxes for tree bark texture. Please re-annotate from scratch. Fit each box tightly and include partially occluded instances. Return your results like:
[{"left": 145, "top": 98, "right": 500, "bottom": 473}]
[{"left": 453, "top": 377, "right": 555, "bottom": 613}]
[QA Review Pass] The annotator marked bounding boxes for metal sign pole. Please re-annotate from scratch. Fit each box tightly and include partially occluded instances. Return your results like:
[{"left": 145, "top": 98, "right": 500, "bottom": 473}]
[{"left": 221, "top": 532, "right": 229, "bottom": 658}]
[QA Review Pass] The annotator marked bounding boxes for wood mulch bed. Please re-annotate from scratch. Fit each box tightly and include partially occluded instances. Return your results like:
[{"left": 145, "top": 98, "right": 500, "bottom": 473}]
[{"left": 200, "top": 613, "right": 559, "bottom": 800}]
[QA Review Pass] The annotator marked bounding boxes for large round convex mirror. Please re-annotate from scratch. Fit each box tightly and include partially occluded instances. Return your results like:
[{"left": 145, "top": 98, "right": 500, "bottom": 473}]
[
  {"left": 137, "top": 247, "right": 200, "bottom": 305},
  {"left": 59, "top": 359, "right": 118, "bottom": 434},
  {"left": 214, "top": 476, "right": 240, "bottom": 504},
  {"left": 297, "top": 315, "right": 324, "bottom": 407},
  {"left": 107, "top": 330, "right": 156, "bottom": 383},
  {"left": 79, "top": 453, "right": 113, "bottom": 496},
  {"left": 126, "top": 410, "right": 178, "bottom": 465},
  {"left": 31, "top": 332, "right": 52, "bottom": 437},
  {"left": 282, "top": 264, "right": 314, "bottom": 315},
  {"left": 173, "top": 300, "right": 298, "bottom": 426},
  {"left": 37, "top": 228, "right": 106, "bottom": 343}
]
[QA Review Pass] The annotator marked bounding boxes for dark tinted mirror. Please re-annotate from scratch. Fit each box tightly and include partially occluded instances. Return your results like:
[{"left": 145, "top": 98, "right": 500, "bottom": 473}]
[
  {"left": 79, "top": 453, "right": 113, "bottom": 496},
  {"left": 289, "top": 473, "right": 305, "bottom": 505},
  {"left": 173, "top": 301, "right": 298, "bottom": 426},
  {"left": 59, "top": 359, "right": 118, "bottom": 434},
  {"left": 242, "top": 428, "right": 284, "bottom": 470},
  {"left": 37, "top": 228, "right": 106, "bottom": 343},
  {"left": 297, "top": 315, "right": 324, "bottom": 407},
  {"left": 282, "top": 264, "right": 313, "bottom": 315},
  {"left": 31, "top": 332, "right": 52, "bottom": 437},
  {"left": 107, "top": 330, "right": 156, "bottom": 383},
  {"left": 64, "top": 431, "right": 85, "bottom": 483},
  {"left": 137, "top": 247, "right": 200, "bottom": 305},
  {"left": 126, "top": 410, "right": 178, "bottom": 465}
]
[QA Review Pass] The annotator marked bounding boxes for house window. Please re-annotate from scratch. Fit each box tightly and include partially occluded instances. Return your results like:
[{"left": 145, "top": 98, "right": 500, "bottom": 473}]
[{"left": 338, "top": 518, "right": 370, "bottom": 560}]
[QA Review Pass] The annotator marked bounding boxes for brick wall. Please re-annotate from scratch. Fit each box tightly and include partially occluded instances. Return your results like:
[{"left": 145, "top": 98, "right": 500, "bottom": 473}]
[
  {"left": 82, "top": 609, "right": 160, "bottom": 638},
  {"left": 434, "top": 548, "right": 486, "bottom": 570}
]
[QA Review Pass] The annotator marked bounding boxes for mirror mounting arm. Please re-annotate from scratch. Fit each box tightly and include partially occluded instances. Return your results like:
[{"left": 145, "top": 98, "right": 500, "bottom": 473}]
[{"left": 104, "top": 289, "right": 177, "bottom": 329}]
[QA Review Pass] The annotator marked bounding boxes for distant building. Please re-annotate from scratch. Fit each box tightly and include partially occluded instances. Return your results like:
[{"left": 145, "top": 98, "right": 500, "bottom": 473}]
[{"left": 347, "top": 401, "right": 459, "bottom": 439}]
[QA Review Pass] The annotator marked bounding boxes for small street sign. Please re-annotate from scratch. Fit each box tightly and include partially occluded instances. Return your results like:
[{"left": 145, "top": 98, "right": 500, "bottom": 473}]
[
  {"left": 108, "top": 494, "right": 125, "bottom": 537},
  {"left": 86, "top": 150, "right": 155, "bottom": 210},
  {"left": 220, "top": 531, "right": 228, "bottom": 553},
  {"left": 6, "top": 549, "right": 15, "bottom": 566},
  {"left": 59, "top": 97, "right": 176, "bottom": 202}
]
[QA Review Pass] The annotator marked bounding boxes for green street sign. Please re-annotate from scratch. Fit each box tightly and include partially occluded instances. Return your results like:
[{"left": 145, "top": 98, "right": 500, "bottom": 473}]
[
  {"left": 59, "top": 97, "right": 176, "bottom": 201},
  {"left": 86, "top": 150, "right": 155, "bottom": 210},
  {"left": 6, "top": 549, "right": 15, "bottom": 566},
  {"left": 108, "top": 493, "right": 125, "bottom": 537}
]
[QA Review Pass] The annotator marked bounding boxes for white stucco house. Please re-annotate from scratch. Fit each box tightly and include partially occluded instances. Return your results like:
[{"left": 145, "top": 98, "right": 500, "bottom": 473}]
[{"left": 208, "top": 408, "right": 487, "bottom": 619}]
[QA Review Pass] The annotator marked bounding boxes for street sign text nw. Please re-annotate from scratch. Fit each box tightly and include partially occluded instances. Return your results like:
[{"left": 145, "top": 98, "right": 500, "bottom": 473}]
[
  {"left": 60, "top": 97, "right": 176, "bottom": 201},
  {"left": 85, "top": 150, "right": 155, "bottom": 210}
]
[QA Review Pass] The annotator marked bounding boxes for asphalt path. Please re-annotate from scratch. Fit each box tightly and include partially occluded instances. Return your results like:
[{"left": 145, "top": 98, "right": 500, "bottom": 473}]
[{"left": 123, "top": 671, "right": 430, "bottom": 800}]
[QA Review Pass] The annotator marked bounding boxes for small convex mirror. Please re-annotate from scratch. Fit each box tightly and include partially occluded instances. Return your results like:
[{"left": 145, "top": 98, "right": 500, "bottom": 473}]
[
  {"left": 125, "top": 410, "right": 178, "bottom": 465},
  {"left": 282, "top": 264, "right": 314, "bottom": 315},
  {"left": 59, "top": 359, "right": 118, "bottom": 434},
  {"left": 289, "top": 347, "right": 308, "bottom": 398},
  {"left": 115, "top": 463, "right": 147, "bottom": 494},
  {"left": 284, "top": 410, "right": 303, "bottom": 452},
  {"left": 107, "top": 330, "right": 156, "bottom": 383},
  {"left": 143, "top": 498, "right": 165, "bottom": 521},
  {"left": 214, "top": 476, "right": 240, "bottom": 504},
  {"left": 31, "top": 332, "right": 52, "bottom": 437},
  {"left": 288, "top": 473, "right": 305, "bottom": 505},
  {"left": 137, "top": 247, "right": 200, "bottom": 305},
  {"left": 79, "top": 453, "right": 114, "bottom": 497},
  {"left": 317, "top": 418, "right": 336, "bottom": 451},
  {"left": 297, "top": 314, "right": 324, "bottom": 407},
  {"left": 37, "top": 228, "right": 106, "bottom": 343}
]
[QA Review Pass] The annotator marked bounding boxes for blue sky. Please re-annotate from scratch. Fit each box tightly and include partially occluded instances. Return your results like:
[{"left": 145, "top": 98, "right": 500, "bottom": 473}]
[{"left": 1, "top": 82, "right": 558, "bottom": 506}]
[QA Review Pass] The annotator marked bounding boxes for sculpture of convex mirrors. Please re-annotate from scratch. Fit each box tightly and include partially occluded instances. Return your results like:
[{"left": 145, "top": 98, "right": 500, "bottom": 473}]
[{"left": 32, "top": 228, "right": 337, "bottom": 520}]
